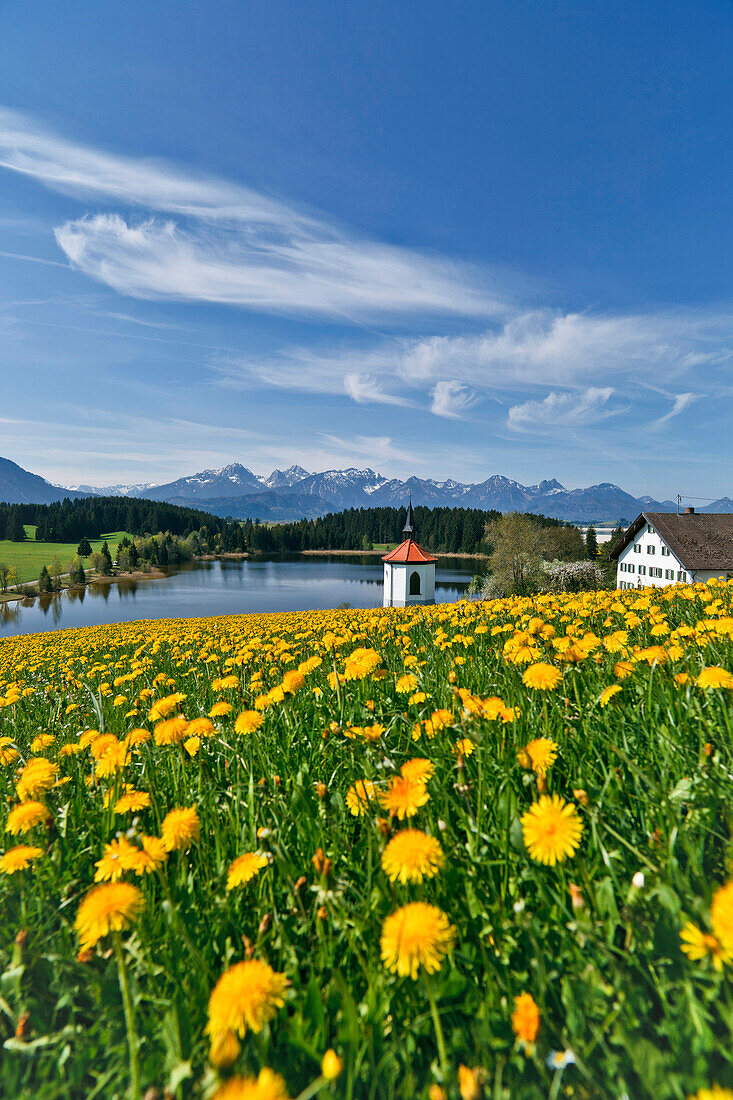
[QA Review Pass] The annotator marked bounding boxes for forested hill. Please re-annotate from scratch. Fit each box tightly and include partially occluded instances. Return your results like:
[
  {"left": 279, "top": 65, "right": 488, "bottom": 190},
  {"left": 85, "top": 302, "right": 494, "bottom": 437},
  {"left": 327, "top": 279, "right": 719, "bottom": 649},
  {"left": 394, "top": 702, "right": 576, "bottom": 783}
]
[
  {"left": 244, "top": 505, "right": 573, "bottom": 554},
  {"left": 0, "top": 496, "right": 245, "bottom": 548}
]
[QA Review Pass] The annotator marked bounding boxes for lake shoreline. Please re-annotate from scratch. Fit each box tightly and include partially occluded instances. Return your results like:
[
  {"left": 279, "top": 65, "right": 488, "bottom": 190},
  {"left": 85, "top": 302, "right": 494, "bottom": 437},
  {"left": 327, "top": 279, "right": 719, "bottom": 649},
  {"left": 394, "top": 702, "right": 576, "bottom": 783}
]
[{"left": 299, "top": 549, "right": 488, "bottom": 560}]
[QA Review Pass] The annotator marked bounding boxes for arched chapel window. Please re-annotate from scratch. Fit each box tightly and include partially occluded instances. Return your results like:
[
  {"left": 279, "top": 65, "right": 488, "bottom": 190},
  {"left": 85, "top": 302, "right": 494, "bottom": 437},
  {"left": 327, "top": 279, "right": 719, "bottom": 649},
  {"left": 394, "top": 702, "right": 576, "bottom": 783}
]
[{"left": 409, "top": 570, "right": 421, "bottom": 595}]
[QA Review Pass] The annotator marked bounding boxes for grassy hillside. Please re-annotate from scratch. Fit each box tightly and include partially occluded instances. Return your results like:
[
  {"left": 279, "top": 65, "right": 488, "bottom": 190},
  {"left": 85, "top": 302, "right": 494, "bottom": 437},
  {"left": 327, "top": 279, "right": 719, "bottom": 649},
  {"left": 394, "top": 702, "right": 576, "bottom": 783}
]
[
  {"left": 1, "top": 583, "right": 732, "bottom": 1097},
  {"left": 0, "top": 527, "right": 129, "bottom": 583}
]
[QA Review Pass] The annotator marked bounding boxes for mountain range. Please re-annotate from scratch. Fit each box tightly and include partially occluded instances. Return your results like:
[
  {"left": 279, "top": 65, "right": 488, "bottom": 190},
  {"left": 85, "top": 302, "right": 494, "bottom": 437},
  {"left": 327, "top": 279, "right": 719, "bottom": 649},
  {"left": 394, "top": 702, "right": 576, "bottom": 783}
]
[{"left": 2, "top": 454, "right": 731, "bottom": 523}]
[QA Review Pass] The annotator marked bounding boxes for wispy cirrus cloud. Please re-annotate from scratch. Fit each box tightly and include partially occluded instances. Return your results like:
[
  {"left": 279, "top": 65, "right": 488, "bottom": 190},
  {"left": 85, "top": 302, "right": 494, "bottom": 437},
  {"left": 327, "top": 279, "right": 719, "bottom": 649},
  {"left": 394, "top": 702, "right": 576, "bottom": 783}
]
[
  {"left": 650, "top": 391, "right": 700, "bottom": 429},
  {"left": 215, "top": 307, "right": 730, "bottom": 419},
  {"left": 430, "top": 379, "right": 479, "bottom": 419},
  {"left": 506, "top": 387, "right": 618, "bottom": 433},
  {"left": 0, "top": 108, "right": 501, "bottom": 322}
]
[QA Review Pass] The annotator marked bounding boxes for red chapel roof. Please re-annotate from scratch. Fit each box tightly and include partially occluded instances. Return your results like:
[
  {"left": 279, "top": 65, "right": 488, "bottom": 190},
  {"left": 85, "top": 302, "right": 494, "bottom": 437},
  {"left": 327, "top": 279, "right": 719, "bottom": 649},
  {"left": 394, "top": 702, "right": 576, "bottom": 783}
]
[{"left": 382, "top": 538, "right": 438, "bottom": 564}]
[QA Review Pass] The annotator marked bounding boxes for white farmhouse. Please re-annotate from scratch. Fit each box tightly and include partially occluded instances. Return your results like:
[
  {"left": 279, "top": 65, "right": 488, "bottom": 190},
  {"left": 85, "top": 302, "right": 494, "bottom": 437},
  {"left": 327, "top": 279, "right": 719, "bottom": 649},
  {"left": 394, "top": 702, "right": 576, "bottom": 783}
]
[
  {"left": 610, "top": 508, "right": 733, "bottom": 589},
  {"left": 382, "top": 502, "right": 437, "bottom": 607}
]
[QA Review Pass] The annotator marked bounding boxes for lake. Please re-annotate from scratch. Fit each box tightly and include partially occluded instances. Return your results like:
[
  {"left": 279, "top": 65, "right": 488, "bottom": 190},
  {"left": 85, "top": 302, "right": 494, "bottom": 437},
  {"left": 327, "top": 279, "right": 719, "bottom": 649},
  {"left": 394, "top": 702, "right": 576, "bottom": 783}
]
[{"left": 0, "top": 555, "right": 480, "bottom": 638}]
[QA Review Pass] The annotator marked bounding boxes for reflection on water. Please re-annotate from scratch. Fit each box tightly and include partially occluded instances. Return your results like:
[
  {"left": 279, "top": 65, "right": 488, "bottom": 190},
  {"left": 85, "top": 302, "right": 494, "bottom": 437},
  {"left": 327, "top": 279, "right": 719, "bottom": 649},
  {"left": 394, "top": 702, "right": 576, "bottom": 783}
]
[{"left": 0, "top": 555, "right": 476, "bottom": 638}]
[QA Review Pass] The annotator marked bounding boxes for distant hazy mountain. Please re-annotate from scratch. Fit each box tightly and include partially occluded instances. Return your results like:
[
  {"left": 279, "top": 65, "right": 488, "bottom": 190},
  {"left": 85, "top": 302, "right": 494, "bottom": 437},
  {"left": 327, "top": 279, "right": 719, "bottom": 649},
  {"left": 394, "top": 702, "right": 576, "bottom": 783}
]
[
  {"left": 69, "top": 481, "right": 158, "bottom": 497},
  {"left": 0, "top": 456, "right": 85, "bottom": 505},
  {"left": 701, "top": 497, "right": 733, "bottom": 513},
  {"left": 0, "top": 455, "right": 697, "bottom": 522},
  {"left": 142, "top": 462, "right": 263, "bottom": 502}
]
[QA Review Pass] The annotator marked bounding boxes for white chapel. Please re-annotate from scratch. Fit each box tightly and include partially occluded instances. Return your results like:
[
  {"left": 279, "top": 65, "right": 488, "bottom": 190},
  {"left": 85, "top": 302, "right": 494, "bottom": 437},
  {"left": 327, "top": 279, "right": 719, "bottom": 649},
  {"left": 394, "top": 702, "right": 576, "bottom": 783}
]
[{"left": 382, "top": 502, "right": 437, "bottom": 607}]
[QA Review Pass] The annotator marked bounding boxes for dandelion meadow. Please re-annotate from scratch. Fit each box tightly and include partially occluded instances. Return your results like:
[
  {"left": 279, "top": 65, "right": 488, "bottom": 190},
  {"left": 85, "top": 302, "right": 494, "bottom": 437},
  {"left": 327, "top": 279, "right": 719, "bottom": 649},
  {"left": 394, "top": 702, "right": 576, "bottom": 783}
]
[{"left": 1, "top": 583, "right": 733, "bottom": 1099}]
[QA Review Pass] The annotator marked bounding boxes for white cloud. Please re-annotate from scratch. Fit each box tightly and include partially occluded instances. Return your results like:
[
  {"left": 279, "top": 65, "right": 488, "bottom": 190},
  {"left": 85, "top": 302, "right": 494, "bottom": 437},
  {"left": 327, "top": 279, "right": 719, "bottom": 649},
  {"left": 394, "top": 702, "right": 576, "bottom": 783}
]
[
  {"left": 650, "top": 391, "right": 700, "bottom": 429},
  {"left": 506, "top": 387, "right": 617, "bottom": 432},
  {"left": 430, "top": 380, "right": 479, "bottom": 419},
  {"left": 0, "top": 108, "right": 500, "bottom": 321},
  {"left": 343, "top": 373, "right": 413, "bottom": 407}
]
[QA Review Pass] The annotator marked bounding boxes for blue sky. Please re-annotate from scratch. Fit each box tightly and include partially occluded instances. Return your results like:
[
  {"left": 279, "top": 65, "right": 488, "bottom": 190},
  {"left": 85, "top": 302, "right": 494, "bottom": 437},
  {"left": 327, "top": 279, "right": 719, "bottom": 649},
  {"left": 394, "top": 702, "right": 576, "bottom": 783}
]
[{"left": 1, "top": 0, "right": 732, "bottom": 499}]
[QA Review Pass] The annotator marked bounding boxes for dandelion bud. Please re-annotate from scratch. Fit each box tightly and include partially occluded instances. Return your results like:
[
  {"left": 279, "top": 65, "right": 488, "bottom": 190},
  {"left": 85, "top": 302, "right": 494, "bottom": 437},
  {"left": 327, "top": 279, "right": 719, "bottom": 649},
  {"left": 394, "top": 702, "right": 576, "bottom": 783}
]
[
  {"left": 376, "top": 817, "right": 391, "bottom": 837},
  {"left": 258, "top": 912, "right": 272, "bottom": 935},
  {"left": 14, "top": 1011, "right": 30, "bottom": 1039},
  {"left": 429, "top": 1088, "right": 448, "bottom": 1100},
  {"left": 365, "top": 699, "right": 375, "bottom": 712},
  {"left": 317, "top": 905, "right": 328, "bottom": 921},
  {"left": 632, "top": 871, "right": 645, "bottom": 889},
  {"left": 316, "top": 781, "right": 328, "bottom": 799},
  {"left": 536, "top": 776, "right": 548, "bottom": 795},
  {"left": 257, "top": 826, "right": 271, "bottom": 840},
  {"left": 294, "top": 875, "right": 307, "bottom": 892},
  {"left": 572, "top": 788, "right": 588, "bottom": 806},
  {"left": 569, "top": 883, "right": 584, "bottom": 910},
  {"left": 703, "top": 742, "right": 713, "bottom": 757},
  {"left": 437, "top": 819, "right": 448, "bottom": 833},
  {"left": 322, "top": 857, "right": 333, "bottom": 877},
  {"left": 209, "top": 1028, "right": 241, "bottom": 1067},
  {"left": 273, "top": 775, "right": 281, "bottom": 787},
  {"left": 321, "top": 1049, "right": 343, "bottom": 1080},
  {"left": 312, "top": 847, "right": 325, "bottom": 873},
  {"left": 242, "top": 934, "right": 254, "bottom": 958},
  {"left": 448, "top": 670, "right": 457, "bottom": 684},
  {"left": 15, "top": 929, "right": 27, "bottom": 949}
]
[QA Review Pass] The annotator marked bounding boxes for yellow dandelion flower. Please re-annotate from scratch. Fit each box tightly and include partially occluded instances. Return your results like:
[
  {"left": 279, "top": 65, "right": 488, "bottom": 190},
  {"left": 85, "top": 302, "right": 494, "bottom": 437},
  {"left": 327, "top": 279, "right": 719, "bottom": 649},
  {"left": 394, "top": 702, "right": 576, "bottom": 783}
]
[
  {"left": 161, "top": 806, "right": 200, "bottom": 852},
  {"left": 599, "top": 684, "right": 622, "bottom": 706},
  {"left": 113, "top": 790, "right": 151, "bottom": 815},
  {"left": 211, "top": 1069, "right": 290, "bottom": 1100},
  {"left": 0, "top": 845, "right": 43, "bottom": 874},
  {"left": 343, "top": 647, "right": 382, "bottom": 680},
  {"left": 209, "top": 701, "right": 233, "bottom": 718},
  {"left": 125, "top": 835, "right": 168, "bottom": 876},
  {"left": 74, "top": 881, "right": 144, "bottom": 951},
  {"left": 380, "top": 774, "right": 430, "bottom": 820},
  {"left": 380, "top": 901, "right": 455, "bottom": 979},
  {"left": 206, "top": 959, "right": 287, "bottom": 1040},
  {"left": 227, "top": 851, "right": 269, "bottom": 890},
  {"left": 30, "top": 734, "right": 54, "bottom": 753},
  {"left": 16, "top": 757, "right": 57, "bottom": 801},
  {"left": 400, "top": 758, "right": 435, "bottom": 783},
  {"left": 711, "top": 881, "right": 733, "bottom": 952},
  {"left": 184, "top": 736, "right": 201, "bottom": 757},
  {"left": 6, "top": 801, "right": 51, "bottom": 835},
  {"left": 0, "top": 737, "right": 20, "bottom": 766},
  {"left": 511, "top": 992, "right": 540, "bottom": 1043},
  {"left": 396, "top": 674, "right": 419, "bottom": 694},
  {"left": 697, "top": 667, "right": 733, "bottom": 690},
  {"left": 186, "top": 716, "right": 216, "bottom": 738},
  {"left": 521, "top": 794, "right": 583, "bottom": 865},
  {"left": 346, "top": 779, "right": 378, "bottom": 817},
  {"left": 680, "top": 922, "right": 731, "bottom": 971},
  {"left": 517, "top": 738, "right": 558, "bottom": 777},
  {"left": 235, "top": 710, "right": 264, "bottom": 735},
  {"left": 688, "top": 1090, "right": 733, "bottom": 1100},
  {"left": 94, "top": 836, "right": 139, "bottom": 882},
  {"left": 522, "top": 664, "right": 562, "bottom": 691},
  {"left": 154, "top": 716, "right": 189, "bottom": 746},
  {"left": 148, "top": 692, "right": 187, "bottom": 721},
  {"left": 381, "top": 830, "right": 444, "bottom": 884}
]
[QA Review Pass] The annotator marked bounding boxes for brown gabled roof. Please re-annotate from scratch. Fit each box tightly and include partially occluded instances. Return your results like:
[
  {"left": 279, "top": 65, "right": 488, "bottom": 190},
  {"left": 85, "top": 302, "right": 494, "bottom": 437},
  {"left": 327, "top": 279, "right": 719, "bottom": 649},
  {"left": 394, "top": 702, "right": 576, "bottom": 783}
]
[
  {"left": 610, "top": 512, "right": 733, "bottom": 570},
  {"left": 382, "top": 538, "right": 438, "bottom": 564}
]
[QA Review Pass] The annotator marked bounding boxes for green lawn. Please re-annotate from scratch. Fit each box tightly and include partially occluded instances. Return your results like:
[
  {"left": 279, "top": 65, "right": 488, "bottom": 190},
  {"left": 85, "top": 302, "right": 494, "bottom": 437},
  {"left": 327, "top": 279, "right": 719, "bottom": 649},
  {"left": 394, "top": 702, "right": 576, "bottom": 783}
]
[{"left": 0, "top": 527, "right": 130, "bottom": 584}]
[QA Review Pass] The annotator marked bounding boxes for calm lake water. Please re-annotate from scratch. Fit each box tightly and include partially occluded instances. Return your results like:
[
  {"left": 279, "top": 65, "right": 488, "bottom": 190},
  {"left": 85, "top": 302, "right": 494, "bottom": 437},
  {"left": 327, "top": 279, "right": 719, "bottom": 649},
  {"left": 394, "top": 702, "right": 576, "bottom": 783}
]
[{"left": 0, "top": 555, "right": 479, "bottom": 638}]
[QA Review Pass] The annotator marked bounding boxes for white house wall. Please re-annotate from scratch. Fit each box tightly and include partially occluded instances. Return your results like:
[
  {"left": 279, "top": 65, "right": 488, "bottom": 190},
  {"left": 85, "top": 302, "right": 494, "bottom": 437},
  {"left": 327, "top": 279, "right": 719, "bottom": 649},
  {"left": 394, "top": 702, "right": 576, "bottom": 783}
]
[{"left": 616, "top": 522, "right": 689, "bottom": 590}]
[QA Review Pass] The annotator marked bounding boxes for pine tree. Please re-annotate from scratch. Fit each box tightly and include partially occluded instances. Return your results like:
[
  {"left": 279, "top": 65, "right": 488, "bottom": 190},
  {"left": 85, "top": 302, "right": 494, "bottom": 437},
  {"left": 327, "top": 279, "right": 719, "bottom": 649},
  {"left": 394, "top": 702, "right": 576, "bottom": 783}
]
[
  {"left": 585, "top": 526, "right": 599, "bottom": 559},
  {"left": 7, "top": 507, "right": 25, "bottom": 542},
  {"left": 38, "top": 565, "right": 52, "bottom": 593},
  {"left": 77, "top": 538, "right": 93, "bottom": 557}
]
